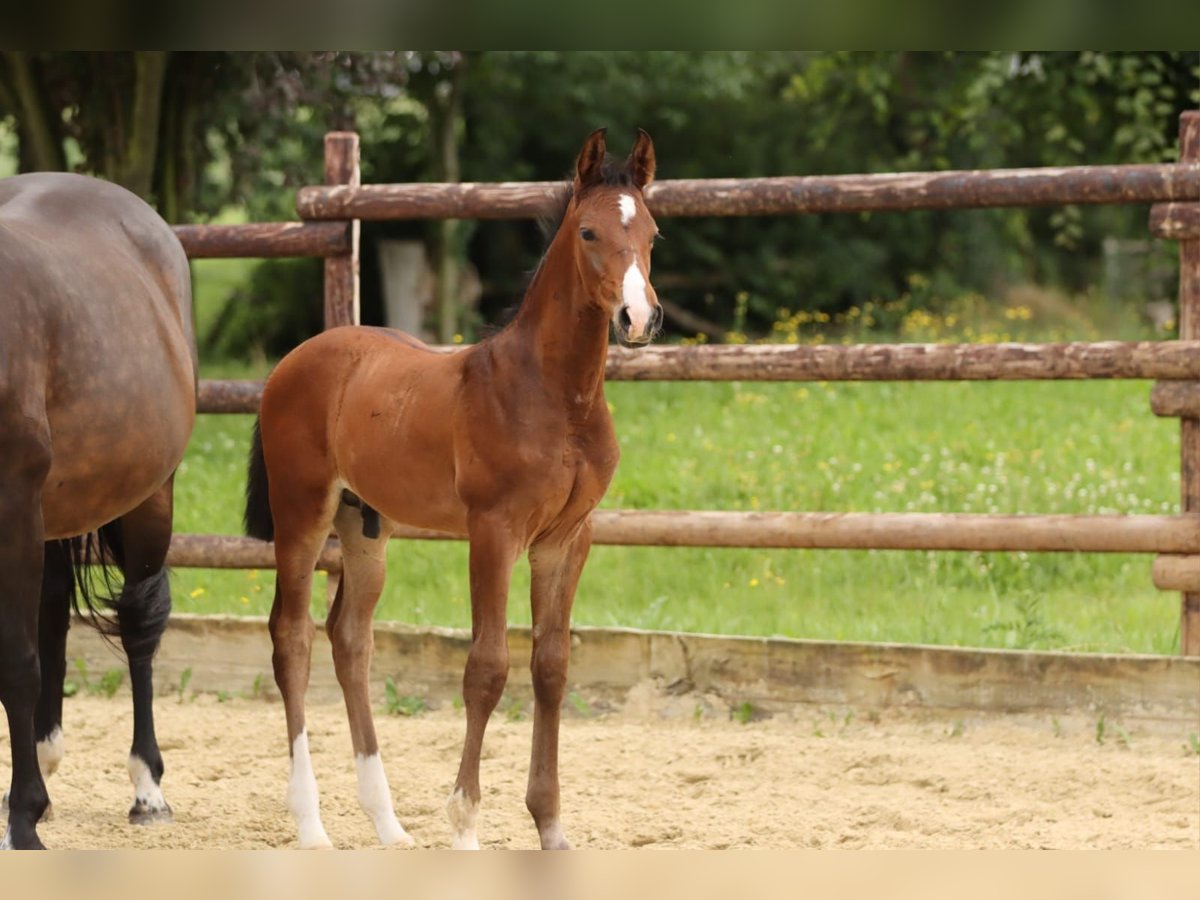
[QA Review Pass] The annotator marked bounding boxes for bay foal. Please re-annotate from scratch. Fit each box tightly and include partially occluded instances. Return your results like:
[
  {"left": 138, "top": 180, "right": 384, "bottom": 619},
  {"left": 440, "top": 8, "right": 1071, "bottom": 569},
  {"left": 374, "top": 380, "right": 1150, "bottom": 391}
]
[{"left": 245, "top": 129, "right": 661, "bottom": 849}]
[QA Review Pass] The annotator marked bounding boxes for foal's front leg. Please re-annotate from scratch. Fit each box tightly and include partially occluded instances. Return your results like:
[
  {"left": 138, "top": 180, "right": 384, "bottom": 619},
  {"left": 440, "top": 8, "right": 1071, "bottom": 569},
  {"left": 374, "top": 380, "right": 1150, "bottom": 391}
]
[
  {"left": 448, "top": 517, "right": 519, "bottom": 850},
  {"left": 526, "top": 523, "right": 591, "bottom": 850}
]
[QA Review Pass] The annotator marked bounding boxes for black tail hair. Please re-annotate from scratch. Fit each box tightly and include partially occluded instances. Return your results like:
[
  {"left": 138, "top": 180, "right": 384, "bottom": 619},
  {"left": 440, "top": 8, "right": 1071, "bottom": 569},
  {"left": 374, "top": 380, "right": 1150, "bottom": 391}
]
[
  {"left": 245, "top": 417, "right": 274, "bottom": 541},
  {"left": 59, "top": 521, "right": 126, "bottom": 640},
  {"left": 57, "top": 524, "right": 171, "bottom": 659}
]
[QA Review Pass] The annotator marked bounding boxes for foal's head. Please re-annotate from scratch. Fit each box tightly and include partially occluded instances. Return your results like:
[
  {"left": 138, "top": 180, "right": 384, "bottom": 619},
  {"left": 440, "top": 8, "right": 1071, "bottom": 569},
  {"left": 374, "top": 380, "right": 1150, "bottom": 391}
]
[{"left": 562, "top": 128, "right": 663, "bottom": 347}]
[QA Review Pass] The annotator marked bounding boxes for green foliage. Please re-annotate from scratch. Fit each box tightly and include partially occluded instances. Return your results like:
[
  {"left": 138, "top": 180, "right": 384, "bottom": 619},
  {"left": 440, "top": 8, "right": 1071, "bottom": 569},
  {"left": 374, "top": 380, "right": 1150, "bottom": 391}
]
[
  {"left": 383, "top": 676, "right": 428, "bottom": 717},
  {"left": 567, "top": 691, "right": 593, "bottom": 718},
  {"left": 732, "top": 701, "right": 759, "bottom": 725},
  {"left": 66, "top": 658, "right": 125, "bottom": 699},
  {"left": 177, "top": 667, "right": 194, "bottom": 703},
  {"left": 422, "top": 51, "right": 1200, "bottom": 336},
  {"left": 203, "top": 258, "right": 323, "bottom": 357}
]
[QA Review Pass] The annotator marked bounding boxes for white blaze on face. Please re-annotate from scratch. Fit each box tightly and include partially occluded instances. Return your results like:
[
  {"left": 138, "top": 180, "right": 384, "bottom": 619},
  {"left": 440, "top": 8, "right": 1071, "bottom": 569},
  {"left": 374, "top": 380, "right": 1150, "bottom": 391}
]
[
  {"left": 618, "top": 193, "right": 636, "bottom": 226},
  {"left": 355, "top": 753, "right": 413, "bottom": 847},
  {"left": 620, "top": 261, "right": 653, "bottom": 339},
  {"left": 38, "top": 726, "right": 65, "bottom": 779},
  {"left": 289, "top": 730, "right": 332, "bottom": 849}
]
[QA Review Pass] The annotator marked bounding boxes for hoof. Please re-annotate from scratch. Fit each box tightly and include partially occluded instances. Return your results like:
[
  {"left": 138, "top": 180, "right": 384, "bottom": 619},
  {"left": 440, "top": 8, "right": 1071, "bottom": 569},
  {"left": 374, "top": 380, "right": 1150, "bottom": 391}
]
[
  {"left": 129, "top": 801, "right": 173, "bottom": 826},
  {"left": 382, "top": 832, "right": 416, "bottom": 850},
  {"left": 538, "top": 821, "right": 571, "bottom": 850}
]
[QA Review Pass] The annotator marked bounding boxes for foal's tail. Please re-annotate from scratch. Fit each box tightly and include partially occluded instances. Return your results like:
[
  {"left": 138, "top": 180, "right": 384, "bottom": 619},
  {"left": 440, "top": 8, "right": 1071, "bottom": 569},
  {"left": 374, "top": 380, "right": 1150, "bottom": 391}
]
[{"left": 244, "top": 417, "right": 275, "bottom": 542}]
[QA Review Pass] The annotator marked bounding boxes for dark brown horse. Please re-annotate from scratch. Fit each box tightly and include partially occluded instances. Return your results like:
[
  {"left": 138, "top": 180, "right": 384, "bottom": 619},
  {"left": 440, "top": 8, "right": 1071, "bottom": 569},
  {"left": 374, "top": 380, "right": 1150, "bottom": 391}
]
[
  {"left": 0, "top": 173, "right": 196, "bottom": 849},
  {"left": 244, "top": 129, "right": 661, "bottom": 849}
]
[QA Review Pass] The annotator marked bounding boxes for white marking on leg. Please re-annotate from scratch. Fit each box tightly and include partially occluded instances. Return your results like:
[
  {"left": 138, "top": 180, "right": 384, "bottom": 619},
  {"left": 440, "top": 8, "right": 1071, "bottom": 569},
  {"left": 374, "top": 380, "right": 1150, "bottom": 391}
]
[
  {"left": 618, "top": 193, "right": 636, "bottom": 226},
  {"left": 289, "top": 731, "right": 332, "bottom": 849},
  {"left": 127, "top": 754, "right": 169, "bottom": 819},
  {"left": 37, "top": 727, "right": 64, "bottom": 779},
  {"left": 619, "top": 261, "right": 652, "bottom": 339},
  {"left": 539, "top": 819, "right": 569, "bottom": 850},
  {"left": 447, "top": 787, "right": 480, "bottom": 850},
  {"left": 355, "top": 753, "right": 413, "bottom": 848}
]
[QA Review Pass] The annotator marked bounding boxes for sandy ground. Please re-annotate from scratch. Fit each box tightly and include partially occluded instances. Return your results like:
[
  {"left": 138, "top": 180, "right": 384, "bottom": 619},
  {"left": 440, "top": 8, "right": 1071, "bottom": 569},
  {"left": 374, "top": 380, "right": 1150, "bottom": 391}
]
[{"left": 3, "top": 687, "right": 1198, "bottom": 850}]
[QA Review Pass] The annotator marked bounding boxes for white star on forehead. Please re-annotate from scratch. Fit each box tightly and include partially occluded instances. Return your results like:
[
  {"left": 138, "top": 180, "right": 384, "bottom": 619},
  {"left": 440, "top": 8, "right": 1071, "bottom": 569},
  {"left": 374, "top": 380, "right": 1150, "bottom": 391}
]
[{"left": 618, "top": 194, "right": 636, "bottom": 226}]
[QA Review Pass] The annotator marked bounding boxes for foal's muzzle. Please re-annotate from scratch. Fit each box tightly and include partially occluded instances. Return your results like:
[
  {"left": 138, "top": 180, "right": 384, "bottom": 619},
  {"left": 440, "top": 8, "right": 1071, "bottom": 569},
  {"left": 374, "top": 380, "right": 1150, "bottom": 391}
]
[{"left": 615, "top": 303, "right": 663, "bottom": 347}]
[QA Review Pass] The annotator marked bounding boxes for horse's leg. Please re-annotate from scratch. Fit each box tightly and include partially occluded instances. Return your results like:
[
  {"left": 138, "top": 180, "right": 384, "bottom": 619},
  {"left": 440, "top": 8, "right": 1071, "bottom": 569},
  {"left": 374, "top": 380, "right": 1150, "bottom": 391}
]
[
  {"left": 328, "top": 503, "right": 412, "bottom": 848},
  {"left": 34, "top": 541, "right": 71, "bottom": 790},
  {"left": 2, "top": 540, "right": 70, "bottom": 823},
  {"left": 447, "top": 515, "right": 518, "bottom": 850},
  {"left": 525, "top": 523, "right": 591, "bottom": 850},
  {"left": 270, "top": 483, "right": 339, "bottom": 849},
  {"left": 115, "top": 480, "right": 175, "bottom": 824},
  {"left": 9, "top": 541, "right": 72, "bottom": 824},
  {"left": 0, "top": 429, "right": 52, "bottom": 849}
]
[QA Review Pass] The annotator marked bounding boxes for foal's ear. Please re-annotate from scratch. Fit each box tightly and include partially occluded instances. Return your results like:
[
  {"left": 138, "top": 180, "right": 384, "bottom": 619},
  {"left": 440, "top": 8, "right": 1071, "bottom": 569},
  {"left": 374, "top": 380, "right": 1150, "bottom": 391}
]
[
  {"left": 574, "top": 127, "right": 608, "bottom": 193},
  {"left": 626, "top": 128, "right": 656, "bottom": 190}
]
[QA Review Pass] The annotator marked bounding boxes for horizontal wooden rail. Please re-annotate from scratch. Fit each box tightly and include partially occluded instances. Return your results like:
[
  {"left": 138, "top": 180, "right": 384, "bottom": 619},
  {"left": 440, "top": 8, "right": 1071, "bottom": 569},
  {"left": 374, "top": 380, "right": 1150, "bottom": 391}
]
[
  {"left": 167, "top": 534, "right": 342, "bottom": 572},
  {"left": 1152, "top": 554, "right": 1200, "bottom": 592},
  {"left": 1149, "top": 202, "right": 1200, "bottom": 240},
  {"left": 167, "top": 511, "right": 1200, "bottom": 566},
  {"left": 197, "top": 341, "right": 1200, "bottom": 412},
  {"left": 198, "top": 380, "right": 264, "bottom": 414},
  {"left": 296, "top": 163, "right": 1200, "bottom": 221},
  {"left": 603, "top": 341, "right": 1200, "bottom": 382},
  {"left": 1150, "top": 381, "right": 1200, "bottom": 417},
  {"left": 174, "top": 222, "right": 351, "bottom": 258}
]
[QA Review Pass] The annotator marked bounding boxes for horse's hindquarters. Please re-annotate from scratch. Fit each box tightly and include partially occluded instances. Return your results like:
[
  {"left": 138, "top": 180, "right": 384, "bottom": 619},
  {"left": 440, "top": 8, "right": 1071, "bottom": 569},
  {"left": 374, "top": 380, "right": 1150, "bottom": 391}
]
[{"left": 40, "top": 371, "right": 194, "bottom": 539}]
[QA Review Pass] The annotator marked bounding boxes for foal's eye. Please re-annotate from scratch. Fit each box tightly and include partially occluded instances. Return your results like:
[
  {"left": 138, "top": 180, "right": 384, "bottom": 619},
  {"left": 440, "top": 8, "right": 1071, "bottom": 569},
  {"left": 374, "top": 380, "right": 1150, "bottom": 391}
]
[{"left": 580, "top": 228, "right": 597, "bottom": 242}]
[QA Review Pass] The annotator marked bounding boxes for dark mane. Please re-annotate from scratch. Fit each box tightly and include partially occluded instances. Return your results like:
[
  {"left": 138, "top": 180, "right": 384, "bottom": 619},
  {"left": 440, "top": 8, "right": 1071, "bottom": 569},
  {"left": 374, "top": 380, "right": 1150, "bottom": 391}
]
[{"left": 482, "top": 155, "right": 635, "bottom": 337}]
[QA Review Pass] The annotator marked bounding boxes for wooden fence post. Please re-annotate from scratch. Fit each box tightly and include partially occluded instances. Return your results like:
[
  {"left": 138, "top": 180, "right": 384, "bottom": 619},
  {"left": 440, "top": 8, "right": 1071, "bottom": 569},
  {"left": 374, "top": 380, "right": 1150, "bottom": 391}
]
[
  {"left": 1175, "top": 111, "right": 1200, "bottom": 656},
  {"left": 320, "top": 131, "right": 360, "bottom": 601},
  {"left": 323, "top": 131, "right": 361, "bottom": 329}
]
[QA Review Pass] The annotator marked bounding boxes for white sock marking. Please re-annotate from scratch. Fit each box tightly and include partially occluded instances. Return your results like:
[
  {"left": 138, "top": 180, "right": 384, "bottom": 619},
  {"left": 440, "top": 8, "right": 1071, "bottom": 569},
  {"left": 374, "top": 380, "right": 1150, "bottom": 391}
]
[
  {"left": 620, "top": 261, "right": 652, "bottom": 339},
  {"left": 37, "top": 727, "right": 64, "bottom": 779},
  {"left": 447, "top": 787, "right": 480, "bottom": 850},
  {"left": 539, "top": 819, "right": 569, "bottom": 850},
  {"left": 355, "top": 753, "right": 413, "bottom": 847},
  {"left": 618, "top": 193, "right": 636, "bottom": 226},
  {"left": 289, "top": 731, "right": 332, "bottom": 849},
  {"left": 127, "top": 754, "right": 169, "bottom": 814}
]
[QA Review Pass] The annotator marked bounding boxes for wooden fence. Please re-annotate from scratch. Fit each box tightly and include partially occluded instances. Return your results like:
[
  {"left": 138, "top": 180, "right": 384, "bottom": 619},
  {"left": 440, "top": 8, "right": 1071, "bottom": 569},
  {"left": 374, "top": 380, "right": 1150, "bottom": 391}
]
[{"left": 173, "top": 114, "right": 1200, "bottom": 656}]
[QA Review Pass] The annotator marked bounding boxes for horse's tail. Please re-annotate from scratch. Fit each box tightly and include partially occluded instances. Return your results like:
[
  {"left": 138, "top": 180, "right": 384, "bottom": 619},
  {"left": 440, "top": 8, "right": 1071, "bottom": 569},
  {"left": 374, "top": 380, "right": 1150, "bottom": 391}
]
[
  {"left": 244, "top": 417, "right": 274, "bottom": 542},
  {"left": 59, "top": 522, "right": 126, "bottom": 640},
  {"left": 59, "top": 523, "right": 172, "bottom": 659}
]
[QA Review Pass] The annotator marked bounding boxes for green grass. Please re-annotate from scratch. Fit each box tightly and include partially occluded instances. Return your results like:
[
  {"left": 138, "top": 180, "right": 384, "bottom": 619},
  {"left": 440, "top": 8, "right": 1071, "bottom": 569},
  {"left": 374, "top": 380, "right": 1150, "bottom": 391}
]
[{"left": 170, "top": 367, "right": 1182, "bottom": 655}]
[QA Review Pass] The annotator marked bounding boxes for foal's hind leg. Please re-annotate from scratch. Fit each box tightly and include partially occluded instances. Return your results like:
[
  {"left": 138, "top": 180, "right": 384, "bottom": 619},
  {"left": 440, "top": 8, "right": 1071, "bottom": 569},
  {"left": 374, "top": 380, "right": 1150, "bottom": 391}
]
[
  {"left": 448, "top": 514, "right": 519, "bottom": 850},
  {"left": 0, "top": 429, "right": 52, "bottom": 849},
  {"left": 525, "top": 523, "right": 592, "bottom": 850},
  {"left": 270, "top": 483, "right": 340, "bottom": 849},
  {"left": 328, "top": 502, "right": 412, "bottom": 848},
  {"left": 115, "top": 480, "right": 176, "bottom": 824}
]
